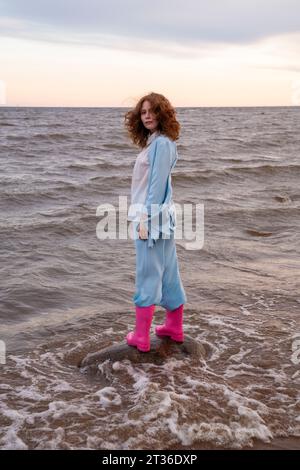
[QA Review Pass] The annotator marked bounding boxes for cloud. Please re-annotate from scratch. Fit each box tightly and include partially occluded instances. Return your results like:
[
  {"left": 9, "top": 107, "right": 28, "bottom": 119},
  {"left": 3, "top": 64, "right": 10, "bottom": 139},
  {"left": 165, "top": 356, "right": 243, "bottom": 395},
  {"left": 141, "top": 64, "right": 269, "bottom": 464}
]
[{"left": 1, "top": 0, "right": 300, "bottom": 51}]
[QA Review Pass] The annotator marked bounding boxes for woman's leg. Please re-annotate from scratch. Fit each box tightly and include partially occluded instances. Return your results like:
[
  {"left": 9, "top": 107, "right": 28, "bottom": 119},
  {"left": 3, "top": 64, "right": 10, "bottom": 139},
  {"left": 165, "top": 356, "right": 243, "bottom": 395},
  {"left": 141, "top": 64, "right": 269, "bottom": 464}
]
[
  {"left": 155, "top": 303, "right": 184, "bottom": 342},
  {"left": 133, "top": 238, "right": 164, "bottom": 306},
  {"left": 127, "top": 238, "right": 164, "bottom": 352},
  {"left": 160, "top": 234, "right": 187, "bottom": 311},
  {"left": 126, "top": 304, "right": 155, "bottom": 352}
]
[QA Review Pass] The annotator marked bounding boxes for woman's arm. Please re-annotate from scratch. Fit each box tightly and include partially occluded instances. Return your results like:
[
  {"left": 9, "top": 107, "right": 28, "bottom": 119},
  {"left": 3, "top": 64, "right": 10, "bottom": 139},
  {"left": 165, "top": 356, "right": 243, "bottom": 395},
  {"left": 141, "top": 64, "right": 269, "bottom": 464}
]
[{"left": 145, "top": 138, "right": 172, "bottom": 212}]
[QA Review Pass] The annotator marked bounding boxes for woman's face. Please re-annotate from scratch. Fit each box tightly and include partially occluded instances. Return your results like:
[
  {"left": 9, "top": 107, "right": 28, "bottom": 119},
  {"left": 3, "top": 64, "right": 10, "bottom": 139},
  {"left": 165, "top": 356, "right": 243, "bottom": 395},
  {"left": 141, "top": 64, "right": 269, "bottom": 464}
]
[{"left": 140, "top": 100, "right": 158, "bottom": 133}]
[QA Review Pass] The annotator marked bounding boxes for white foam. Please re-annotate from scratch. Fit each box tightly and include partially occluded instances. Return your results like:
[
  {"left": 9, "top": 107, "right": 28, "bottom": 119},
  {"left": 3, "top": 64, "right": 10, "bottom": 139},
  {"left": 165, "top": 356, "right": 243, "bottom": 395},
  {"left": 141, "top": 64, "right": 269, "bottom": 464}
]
[
  {"left": 51, "top": 380, "right": 75, "bottom": 393},
  {"left": 1, "top": 428, "right": 28, "bottom": 450},
  {"left": 228, "top": 348, "right": 252, "bottom": 363},
  {"left": 95, "top": 387, "right": 122, "bottom": 408}
]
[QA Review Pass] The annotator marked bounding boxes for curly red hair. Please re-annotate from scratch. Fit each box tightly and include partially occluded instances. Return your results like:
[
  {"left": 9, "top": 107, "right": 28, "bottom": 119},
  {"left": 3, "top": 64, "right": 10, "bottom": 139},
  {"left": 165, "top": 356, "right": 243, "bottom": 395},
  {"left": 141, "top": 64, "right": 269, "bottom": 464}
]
[{"left": 124, "top": 92, "right": 180, "bottom": 148}]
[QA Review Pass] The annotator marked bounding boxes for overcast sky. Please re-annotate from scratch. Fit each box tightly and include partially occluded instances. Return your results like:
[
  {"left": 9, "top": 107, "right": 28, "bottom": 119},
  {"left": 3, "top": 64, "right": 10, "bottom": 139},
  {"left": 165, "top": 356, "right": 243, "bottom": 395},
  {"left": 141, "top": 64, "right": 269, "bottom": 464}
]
[{"left": 1, "top": 0, "right": 300, "bottom": 106}]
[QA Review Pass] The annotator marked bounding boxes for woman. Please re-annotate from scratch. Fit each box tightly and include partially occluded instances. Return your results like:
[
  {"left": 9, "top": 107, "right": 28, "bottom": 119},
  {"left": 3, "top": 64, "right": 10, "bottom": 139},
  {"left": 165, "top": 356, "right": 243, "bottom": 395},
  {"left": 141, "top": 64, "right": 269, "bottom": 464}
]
[{"left": 124, "top": 92, "right": 187, "bottom": 352}]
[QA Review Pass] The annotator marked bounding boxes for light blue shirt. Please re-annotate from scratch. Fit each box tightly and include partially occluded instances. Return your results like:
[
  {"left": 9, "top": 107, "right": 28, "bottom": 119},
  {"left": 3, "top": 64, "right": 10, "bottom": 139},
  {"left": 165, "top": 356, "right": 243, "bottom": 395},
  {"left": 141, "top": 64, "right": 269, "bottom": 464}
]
[
  {"left": 129, "top": 132, "right": 178, "bottom": 248},
  {"left": 129, "top": 130, "right": 158, "bottom": 214}
]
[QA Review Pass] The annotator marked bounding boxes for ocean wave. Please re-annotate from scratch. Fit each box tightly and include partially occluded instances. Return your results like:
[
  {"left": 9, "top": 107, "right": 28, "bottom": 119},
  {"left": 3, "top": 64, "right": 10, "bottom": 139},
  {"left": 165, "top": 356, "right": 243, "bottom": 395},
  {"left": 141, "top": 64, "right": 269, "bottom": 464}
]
[
  {"left": 0, "top": 122, "right": 14, "bottom": 126},
  {"left": 225, "top": 163, "right": 300, "bottom": 176},
  {"left": 174, "top": 163, "right": 300, "bottom": 184}
]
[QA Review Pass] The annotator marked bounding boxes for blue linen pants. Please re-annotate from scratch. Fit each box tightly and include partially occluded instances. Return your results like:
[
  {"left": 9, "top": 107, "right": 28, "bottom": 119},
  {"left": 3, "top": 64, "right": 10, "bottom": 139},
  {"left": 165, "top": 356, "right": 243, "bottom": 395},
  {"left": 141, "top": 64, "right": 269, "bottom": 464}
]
[{"left": 133, "top": 232, "right": 187, "bottom": 311}]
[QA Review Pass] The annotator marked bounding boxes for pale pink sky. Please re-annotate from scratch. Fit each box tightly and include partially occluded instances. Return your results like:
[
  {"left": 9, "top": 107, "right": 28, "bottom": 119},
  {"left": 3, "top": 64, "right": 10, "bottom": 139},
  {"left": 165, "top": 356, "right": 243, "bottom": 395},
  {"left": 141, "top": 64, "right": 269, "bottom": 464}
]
[{"left": 1, "top": 0, "right": 300, "bottom": 106}]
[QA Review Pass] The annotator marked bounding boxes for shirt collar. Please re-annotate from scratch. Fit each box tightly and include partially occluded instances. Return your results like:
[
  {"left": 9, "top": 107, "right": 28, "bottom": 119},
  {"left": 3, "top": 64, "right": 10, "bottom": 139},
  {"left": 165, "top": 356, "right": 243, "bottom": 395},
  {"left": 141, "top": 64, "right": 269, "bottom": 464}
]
[{"left": 146, "top": 130, "right": 160, "bottom": 146}]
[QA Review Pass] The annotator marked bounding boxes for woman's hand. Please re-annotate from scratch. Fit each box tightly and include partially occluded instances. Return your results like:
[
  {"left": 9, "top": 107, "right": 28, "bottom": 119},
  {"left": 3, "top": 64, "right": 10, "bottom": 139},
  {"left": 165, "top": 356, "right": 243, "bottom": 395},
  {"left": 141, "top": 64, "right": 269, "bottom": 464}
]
[{"left": 138, "top": 221, "right": 148, "bottom": 240}]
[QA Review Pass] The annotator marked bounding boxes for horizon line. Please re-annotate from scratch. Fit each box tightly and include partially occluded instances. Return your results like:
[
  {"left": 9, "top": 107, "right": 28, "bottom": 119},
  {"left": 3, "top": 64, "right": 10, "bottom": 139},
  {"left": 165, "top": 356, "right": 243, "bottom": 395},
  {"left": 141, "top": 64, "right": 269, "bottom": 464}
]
[{"left": 1, "top": 105, "right": 299, "bottom": 109}]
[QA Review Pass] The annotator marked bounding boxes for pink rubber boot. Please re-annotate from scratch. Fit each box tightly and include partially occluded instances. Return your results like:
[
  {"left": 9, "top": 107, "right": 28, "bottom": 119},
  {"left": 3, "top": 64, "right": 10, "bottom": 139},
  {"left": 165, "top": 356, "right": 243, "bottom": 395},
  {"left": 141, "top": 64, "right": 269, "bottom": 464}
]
[
  {"left": 126, "top": 305, "right": 155, "bottom": 352},
  {"left": 155, "top": 304, "right": 184, "bottom": 342}
]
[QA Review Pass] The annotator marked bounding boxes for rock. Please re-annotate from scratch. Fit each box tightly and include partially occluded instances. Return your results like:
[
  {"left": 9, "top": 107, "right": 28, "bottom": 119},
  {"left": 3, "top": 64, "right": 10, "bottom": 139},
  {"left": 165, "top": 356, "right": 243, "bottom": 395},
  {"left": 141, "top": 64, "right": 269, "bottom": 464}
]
[
  {"left": 78, "top": 335, "right": 208, "bottom": 370},
  {"left": 274, "top": 195, "right": 291, "bottom": 203}
]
